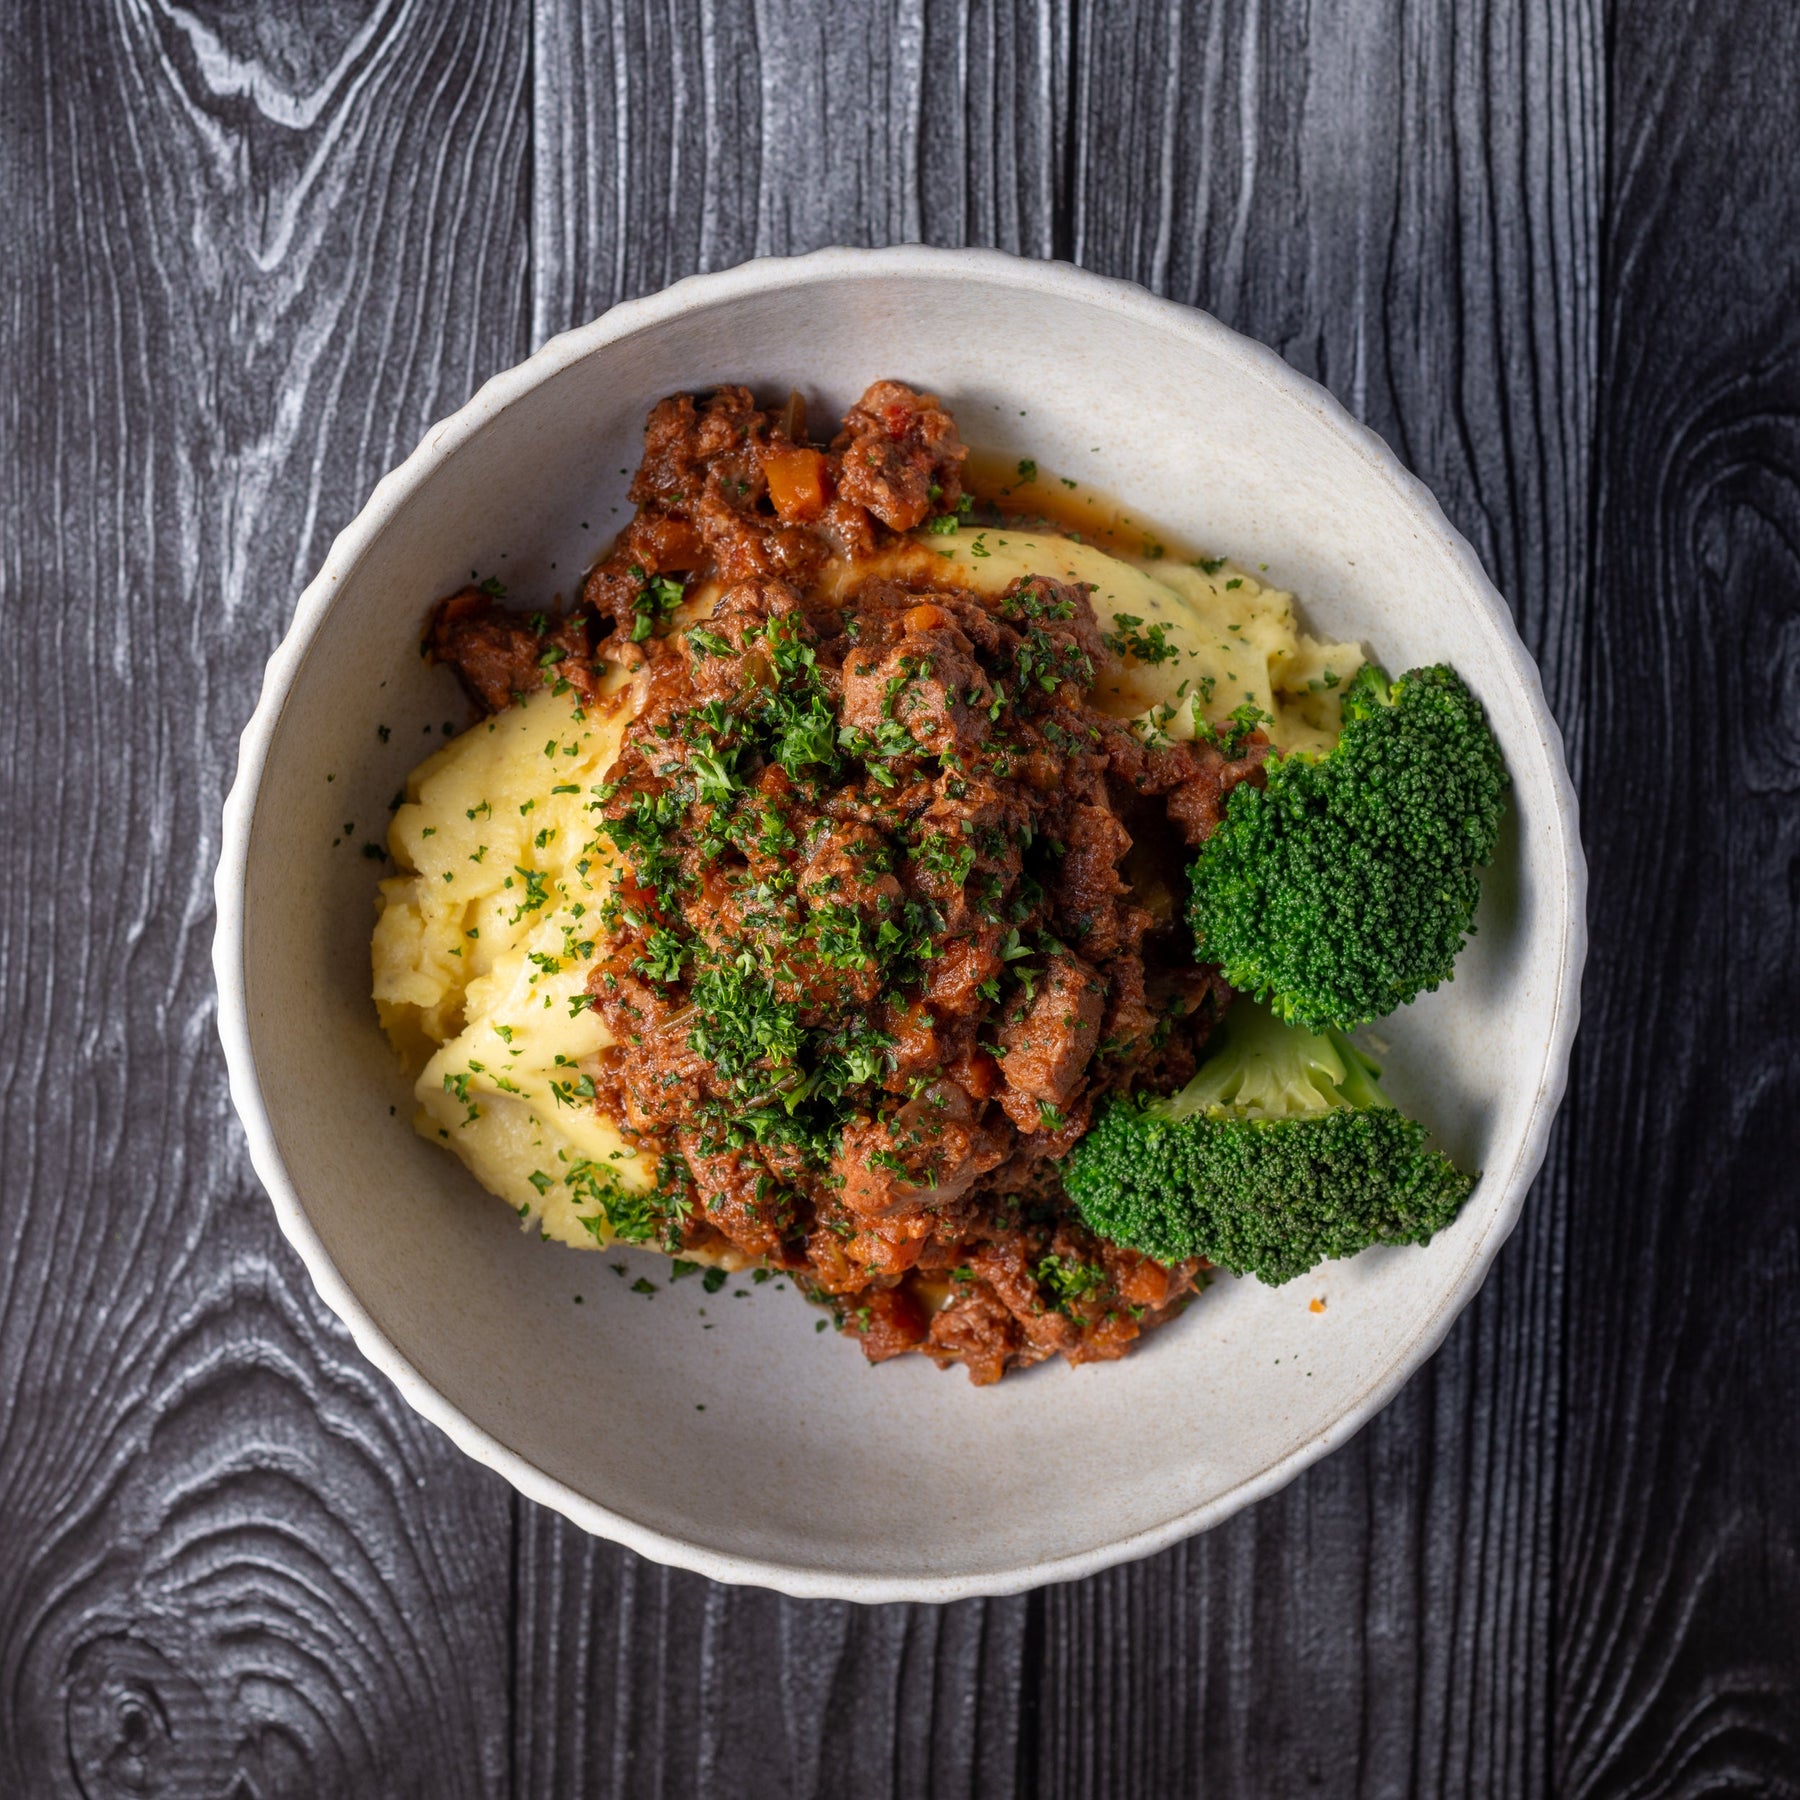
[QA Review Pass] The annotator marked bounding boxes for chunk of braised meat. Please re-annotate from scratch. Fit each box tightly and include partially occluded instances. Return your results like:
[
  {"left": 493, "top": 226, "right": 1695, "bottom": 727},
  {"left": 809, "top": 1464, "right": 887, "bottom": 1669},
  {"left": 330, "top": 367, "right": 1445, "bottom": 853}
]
[
  {"left": 903, "top": 780, "right": 1028, "bottom": 942},
  {"left": 797, "top": 820, "right": 901, "bottom": 918},
  {"left": 917, "top": 1220, "right": 1205, "bottom": 1385},
  {"left": 425, "top": 589, "right": 607, "bottom": 713},
  {"left": 994, "top": 950, "right": 1108, "bottom": 1130},
  {"left": 845, "top": 1213, "right": 941, "bottom": 1284},
  {"left": 803, "top": 1209, "right": 924, "bottom": 1294},
  {"left": 850, "top": 1287, "right": 932, "bottom": 1363},
  {"left": 830, "top": 380, "right": 968, "bottom": 533},
  {"left": 1051, "top": 800, "right": 1147, "bottom": 959},
  {"left": 576, "top": 387, "right": 809, "bottom": 626},
  {"left": 966, "top": 1236, "right": 1084, "bottom": 1361},
  {"left": 579, "top": 380, "right": 968, "bottom": 634},
  {"left": 835, "top": 1083, "right": 1010, "bottom": 1218},
  {"left": 924, "top": 1283, "right": 1026, "bottom": 1387},
  {"left": 839, "top": 597, "right": 995, "bottom": 762},
  {"left": 1101, "top": 718, "right": 1273, "bottom": 847},
  {"left": 683, "top": 576, "right": 809, "bottom": 707},
  {"left": 677, "top": 1129, "right": 794, "bottom": 1259},
  {"left": 639, "top": 386, "right": 824, "bottom": 592},
  {"left": 919, "top": 931, "right": 1006, "bottom": 1019},
  {"left": 589, "top": 968, "right": 712, "bottom": 1138}
]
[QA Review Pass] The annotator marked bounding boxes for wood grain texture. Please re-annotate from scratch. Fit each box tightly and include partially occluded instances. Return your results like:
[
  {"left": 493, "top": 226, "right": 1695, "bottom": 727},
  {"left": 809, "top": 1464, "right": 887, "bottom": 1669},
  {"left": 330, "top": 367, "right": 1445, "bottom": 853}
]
[
  {"left": 4, "top": 0, "right": 1799, "bottom": 1794},
  {"left": 514, "top": 1539, "right": 1027, "bottom": 1798},
  {"left": 1034, "top": 3, "right": 1603, "bottom": 1792},
  {"left": 0, "top": 2, "right": 531, "bottom": 1793},
  {"left": 1555, "top": 0, "right": 1800, "bottom": 1790},
  {"left": 521, "top": 8, "right": 1057, "bottom": 1794},
  {"left": 531, "top": 0, "right": 1070, "bottom": 337}
]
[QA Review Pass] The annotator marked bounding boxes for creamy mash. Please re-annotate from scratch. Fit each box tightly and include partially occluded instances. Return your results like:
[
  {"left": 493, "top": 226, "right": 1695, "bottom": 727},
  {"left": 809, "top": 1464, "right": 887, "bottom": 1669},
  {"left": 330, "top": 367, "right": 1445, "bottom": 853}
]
[{"left": 372, "top": 678, "right": 674, "bottom": 1250}]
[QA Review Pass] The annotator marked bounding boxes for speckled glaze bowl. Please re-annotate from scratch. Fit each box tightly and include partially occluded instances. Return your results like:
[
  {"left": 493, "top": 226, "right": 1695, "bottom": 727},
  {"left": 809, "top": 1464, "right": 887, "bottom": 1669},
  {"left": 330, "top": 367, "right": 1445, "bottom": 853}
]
[{"left": 214, "top": 247, "right": 1585, "bottom": 1602}]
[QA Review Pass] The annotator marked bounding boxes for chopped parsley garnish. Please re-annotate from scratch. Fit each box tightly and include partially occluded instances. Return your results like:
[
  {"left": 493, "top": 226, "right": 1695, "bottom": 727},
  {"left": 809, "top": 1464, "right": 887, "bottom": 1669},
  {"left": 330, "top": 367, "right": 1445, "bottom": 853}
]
[
  {"left": 1101, "top": 612, "right": 1179, "bottom": 666},
  {"left": 577, "top": 563, "right": 1119, "bottom": 1171},
  {"left": 1198, "top": 701, "right": 1272, "bottom": 759},
  {"left": 508, "top": 865, "right": 551, "bottom": 922},
  {"left": 1035, "top": 1253, "right": 1107, "bottom": 1311},
  {"left": 630, "top": 570, "right": 686, "bottom": 642}
]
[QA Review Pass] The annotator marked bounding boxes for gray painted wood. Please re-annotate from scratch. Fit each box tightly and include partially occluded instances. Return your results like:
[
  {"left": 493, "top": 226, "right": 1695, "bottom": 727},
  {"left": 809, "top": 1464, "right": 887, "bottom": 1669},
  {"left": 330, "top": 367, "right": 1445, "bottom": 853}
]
[
  {"left": 1555, "top": 1, "right": 1800, "bottom": 1790},
  {"left": 0, "top": 4, "right": 531, "bottom": 1794},
  {"left": 2, "top": 0, "right": 1795, "bottom": 1794},
  {"left": 1025, "top": 5, "right": 1600, "bottom": 1793}
]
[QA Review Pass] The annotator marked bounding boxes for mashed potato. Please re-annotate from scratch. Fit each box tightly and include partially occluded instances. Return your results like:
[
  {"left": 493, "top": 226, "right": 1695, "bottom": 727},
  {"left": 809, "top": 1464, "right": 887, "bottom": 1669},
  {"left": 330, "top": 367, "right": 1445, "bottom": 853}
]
[
  {"left": 372, "top": 677, "right": 682, "bottom": 1251},
  {"left": 376, "top": 534, "right": 1361, "bottom": 1249}
]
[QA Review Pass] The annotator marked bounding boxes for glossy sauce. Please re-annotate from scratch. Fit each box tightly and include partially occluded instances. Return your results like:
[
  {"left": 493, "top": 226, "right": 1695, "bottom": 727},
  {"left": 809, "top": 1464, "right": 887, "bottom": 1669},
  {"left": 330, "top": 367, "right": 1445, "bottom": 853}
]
[{"left": 963, "top": 449, "right": 1216, "bottom": 570}]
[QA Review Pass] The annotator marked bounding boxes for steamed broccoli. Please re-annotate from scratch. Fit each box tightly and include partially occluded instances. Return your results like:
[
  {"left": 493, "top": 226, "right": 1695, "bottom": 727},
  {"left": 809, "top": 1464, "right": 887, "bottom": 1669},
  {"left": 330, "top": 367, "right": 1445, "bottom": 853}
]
[
  {"left": 1064, "top": 1003, "right": 1474, "bottom": 1283},
  {"left": 1188, "top": 663, "right": 1508, "bottom": 1032}
]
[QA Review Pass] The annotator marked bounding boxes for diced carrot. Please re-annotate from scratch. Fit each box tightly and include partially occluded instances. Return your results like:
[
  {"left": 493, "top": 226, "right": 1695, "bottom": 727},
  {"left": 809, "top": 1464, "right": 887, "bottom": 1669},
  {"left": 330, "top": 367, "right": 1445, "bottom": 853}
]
[
  {"left": 904, "top": 603, "right": 950, "bottom": 633},
  {"left": 887, "top": 1000, "right": 938, "bottom": 1076},
  {"left": 637, "top": 514, "right": 705, "bottom": 570},
  {"left": 1105, "top": 1248, "right": 1174, "bottom": 1310},
  {"left": 950, "top": 1046, "right": 1002, "bottom": 1100},
  {"left": 1084, "top": 1311, "right": 1141, "bottom": 1358},
  {"left": 764, "top": 446, "right": 830, "bottom": 523},
  {"left": 1309, "top": 1296, "right": 1326, "bottom": 1313}
]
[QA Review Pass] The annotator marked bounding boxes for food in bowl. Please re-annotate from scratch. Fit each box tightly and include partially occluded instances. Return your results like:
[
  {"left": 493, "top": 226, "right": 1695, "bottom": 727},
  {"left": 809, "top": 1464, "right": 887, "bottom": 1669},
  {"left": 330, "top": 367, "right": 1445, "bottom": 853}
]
[{"left": 372, "top": 379, "right": 1507, "bottom": 1383}]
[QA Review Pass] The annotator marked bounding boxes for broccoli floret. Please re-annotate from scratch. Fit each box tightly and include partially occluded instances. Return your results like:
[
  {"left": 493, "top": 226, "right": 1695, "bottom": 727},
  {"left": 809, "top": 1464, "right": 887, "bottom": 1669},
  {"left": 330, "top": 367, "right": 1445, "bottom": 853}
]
[
  {"left": 1188, "top": 663, "right": 1508, "bottom": 1032},
  {"left": 1064, "top": 1003, "right": 1474, "bottom": 1283}
]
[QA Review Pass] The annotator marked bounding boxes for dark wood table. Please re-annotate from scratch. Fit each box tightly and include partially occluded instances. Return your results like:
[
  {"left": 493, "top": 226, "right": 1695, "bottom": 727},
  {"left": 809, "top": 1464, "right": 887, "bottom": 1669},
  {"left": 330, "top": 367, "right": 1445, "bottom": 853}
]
[{"left": 5, "top": 3, "right": 1796, "bottom": 1794}]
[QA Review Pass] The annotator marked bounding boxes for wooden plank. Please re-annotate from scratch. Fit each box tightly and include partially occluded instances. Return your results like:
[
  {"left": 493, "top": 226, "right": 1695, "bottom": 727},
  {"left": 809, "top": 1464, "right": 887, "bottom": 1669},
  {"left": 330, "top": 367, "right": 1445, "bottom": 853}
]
[
  {"left": 530, "top": 0, "right": 1071, "bottom": 335},
  {"left": 1035, "top": 1, "right": 1602, "bottom": 1793},
  {"left": 520, "top": 4, "right": 1068, "bottom": 1792},
  {"left": 513, "top": 1540, "right": 1027, "bottom": 1797},
  {"left": 1555, "top": 0, "right": 1800, "bottom": 1790},
  {"left": 530, "top": 0, "right": 763, "bottom": 338},
  {"left": 0, "top": 4, "right": 532, "bottom": 1793},
  {"left": 915, "top": 0, "right": 1072, "bottom": 254}
]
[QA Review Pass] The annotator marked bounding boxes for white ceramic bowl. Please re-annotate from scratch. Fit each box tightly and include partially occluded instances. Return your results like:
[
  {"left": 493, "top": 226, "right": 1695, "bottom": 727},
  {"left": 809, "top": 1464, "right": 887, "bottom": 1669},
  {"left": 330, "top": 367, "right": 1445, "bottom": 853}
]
[{"left": 215, "top": 246, "right": 1585, "bottom": 1602}]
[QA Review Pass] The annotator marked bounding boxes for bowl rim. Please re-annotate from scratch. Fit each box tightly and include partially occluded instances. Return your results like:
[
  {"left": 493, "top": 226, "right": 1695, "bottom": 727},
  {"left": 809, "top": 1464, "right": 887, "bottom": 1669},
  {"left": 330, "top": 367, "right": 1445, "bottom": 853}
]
[{"left": 213, "top": 243, "right": 1587, "bottom": 1603}]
